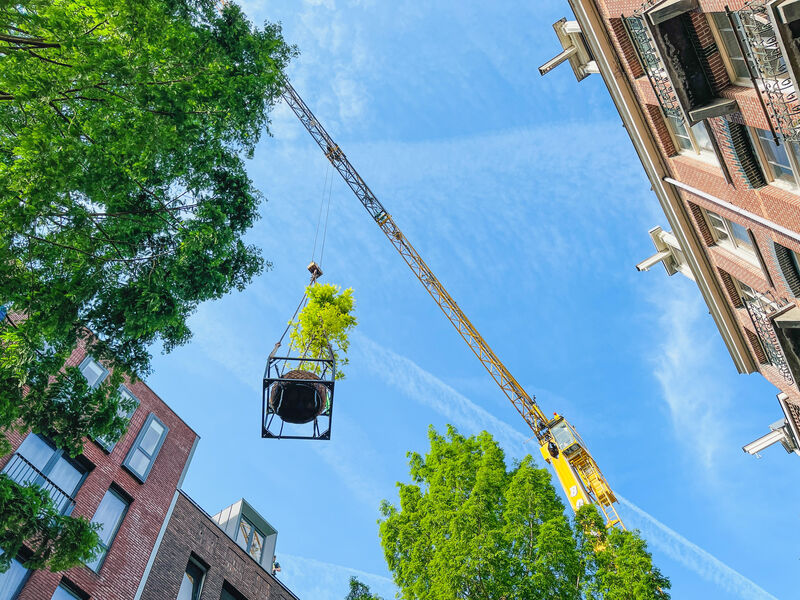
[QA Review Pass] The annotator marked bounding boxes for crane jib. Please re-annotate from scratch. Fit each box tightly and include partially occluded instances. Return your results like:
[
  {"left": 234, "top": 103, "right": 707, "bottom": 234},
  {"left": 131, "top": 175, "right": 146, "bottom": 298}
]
[{"left": 280, "top": 81, "right": 623, "bottom": 528}]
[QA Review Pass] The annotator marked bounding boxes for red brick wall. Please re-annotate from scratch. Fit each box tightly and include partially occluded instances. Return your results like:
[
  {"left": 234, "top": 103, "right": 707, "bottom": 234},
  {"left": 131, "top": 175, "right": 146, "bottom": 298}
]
[
  {"left": 609, "top": 17, "right": 645, "bottom": 78},
  {"left": 140, "top": 493, "right": 299, "bottom": 600},
  {"left": 596, "top": 0, "right": 800, "bottom": 432},
  {"left": 1, "top": 340, "right": 199, "bottom": 600}
]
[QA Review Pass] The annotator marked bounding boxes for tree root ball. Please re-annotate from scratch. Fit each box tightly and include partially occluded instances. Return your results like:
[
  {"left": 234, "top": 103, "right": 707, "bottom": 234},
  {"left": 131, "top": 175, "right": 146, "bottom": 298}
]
[{"left": 269, "top": 370, "right": 328, "bottom": 424}]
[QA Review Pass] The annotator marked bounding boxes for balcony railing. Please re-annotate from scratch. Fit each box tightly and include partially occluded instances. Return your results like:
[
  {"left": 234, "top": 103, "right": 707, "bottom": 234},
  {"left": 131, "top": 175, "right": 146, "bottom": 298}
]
[
  {"left": 736, "top": 1, "right": 800, "bottom": 142},
  {"left": 1, "top": 453, "right": 77, "bottom": 514},
  {"left": 623, "top": 14, "right": 684, "bottom": 118},
  {"left": 743, "top": 294, "right": 795, "bottom": 384}
]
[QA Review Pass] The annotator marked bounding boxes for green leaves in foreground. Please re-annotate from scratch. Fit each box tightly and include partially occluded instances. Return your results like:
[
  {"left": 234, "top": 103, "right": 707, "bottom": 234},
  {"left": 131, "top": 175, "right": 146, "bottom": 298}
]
[
  {"left": 379, "top": 426, "right": 670, "bottom": 600},
  {"left": 0, "top": 0, "right": 295, "bottom": 572},
  {"left": 0, "top": 476, "right": 100, "bottom": 573}
]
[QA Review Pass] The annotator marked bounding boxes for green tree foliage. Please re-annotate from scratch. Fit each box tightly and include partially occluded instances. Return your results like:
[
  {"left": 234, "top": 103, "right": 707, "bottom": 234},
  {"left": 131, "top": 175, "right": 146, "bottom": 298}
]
[
  {"left": 379, "top": 426, "right": 670, "bottom": 600},
  {"left": 0, "top": 474, "right": 100, "bottom": 572},
  {"left": 0, "top": 0, "right": 295, "bottom": 571},
  {"left": 575, "top": 505, "right": 670, "bottom": 600},
  {"left": 289, "top": 283, "right": 357, "bottom": 378},
  {"left": 345, "top": 576, "right": 383, "bottom": 600}
]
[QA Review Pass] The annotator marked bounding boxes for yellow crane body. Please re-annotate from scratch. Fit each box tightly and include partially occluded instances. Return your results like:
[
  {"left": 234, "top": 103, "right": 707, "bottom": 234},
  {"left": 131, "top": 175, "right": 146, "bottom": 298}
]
[{"left": 282, "top": 80, "right": 623, "bottom": 528}]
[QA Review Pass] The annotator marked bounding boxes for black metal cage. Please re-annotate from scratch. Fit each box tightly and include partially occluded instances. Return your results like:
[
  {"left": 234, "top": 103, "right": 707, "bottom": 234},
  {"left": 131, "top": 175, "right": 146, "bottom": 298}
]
[{"left": 262, "top": 354, "right": 336, "bottom": 440}]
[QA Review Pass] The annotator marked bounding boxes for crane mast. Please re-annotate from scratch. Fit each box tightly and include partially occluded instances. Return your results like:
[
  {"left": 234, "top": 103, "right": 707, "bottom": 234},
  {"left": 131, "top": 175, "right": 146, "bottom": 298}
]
[{"left": 281, "top": 81, "right": 622, "bottom": 528}]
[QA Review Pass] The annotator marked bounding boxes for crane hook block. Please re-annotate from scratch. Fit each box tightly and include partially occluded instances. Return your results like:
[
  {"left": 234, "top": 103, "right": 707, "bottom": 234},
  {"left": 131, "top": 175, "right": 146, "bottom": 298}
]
[{"left": 307, "top": 261, "right": 323, "bottom": 281}]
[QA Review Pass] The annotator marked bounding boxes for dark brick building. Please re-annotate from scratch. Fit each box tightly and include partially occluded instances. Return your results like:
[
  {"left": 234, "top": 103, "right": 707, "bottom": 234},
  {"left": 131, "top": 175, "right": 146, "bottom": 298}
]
[
  {"left": 544, "top": 0, "right": 800, "bottom": 458},
  {"left": 139, "top": 492, "right": 298, "bottom": 600},
  {"left": 0, "top": 338, "right": 199, "bottom": 600}
]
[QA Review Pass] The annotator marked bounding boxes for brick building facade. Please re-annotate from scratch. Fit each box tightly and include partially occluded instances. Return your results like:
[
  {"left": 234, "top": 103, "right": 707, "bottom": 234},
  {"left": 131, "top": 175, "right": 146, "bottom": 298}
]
[
  {"left": 545, "top": 0, "right": 800, "bottom": 456},
  {"left": 139, "top": 492, "right": 298, "bottom": 600},
  {"left": 0, "top": 338, "right": 200, "bottom": 599}
]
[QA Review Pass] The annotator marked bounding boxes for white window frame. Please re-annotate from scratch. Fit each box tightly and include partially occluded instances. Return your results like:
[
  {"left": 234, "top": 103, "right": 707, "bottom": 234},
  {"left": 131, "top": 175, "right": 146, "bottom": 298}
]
[
  {"left": 734, "top": 278, "right": 777, "bottom": 312},
  {"left": 707, "top": 12, "right": 754, "bottom": 87},
  {"left": 702, "top": 208, "right": 759, "bottom": 264},
  {"left": 663, "top": 112, "right": 720, "bottom": 167},
  {"left": 748, "top": 126, "right": 800, "bottom": 192}
]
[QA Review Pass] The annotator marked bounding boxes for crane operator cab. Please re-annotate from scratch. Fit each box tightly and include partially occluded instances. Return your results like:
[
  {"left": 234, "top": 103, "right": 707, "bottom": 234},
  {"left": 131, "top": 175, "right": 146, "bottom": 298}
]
[{"left": 547, "top": 414, "right": 585, "bottom": 459}]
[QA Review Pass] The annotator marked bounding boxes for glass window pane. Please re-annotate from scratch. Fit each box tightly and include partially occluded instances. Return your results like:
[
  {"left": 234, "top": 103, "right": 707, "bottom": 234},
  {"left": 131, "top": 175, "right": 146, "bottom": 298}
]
[
  {"left": 690, "top": 121, "right": 714, "bottom": 153},
  {"left": 80, "top": 358, "right": 107, "bottom": 388},
  {"left": 0, "top": 558, "right": 28, "bottom": 600},
  {"left": 706, "top": 211, "right": 729, "bottom": 241},
  {"left": 93, "top": 491, "right": 127, "bottom": 546},
  {"left": 177, "top": 562, "right": 204, "bottom": 600},
  {"left": 139, "top": 421, "right": 165, "bottom": 456},
  {"left": 86, "top": 489, "right": 128, "bottom": 571},
  {"left": 249, "top": 529, "right": 265, "bottom": 562},
  {"left": 97, "top": 387, "right": 139, "bottom": 451},
  {"left": 729, "top": 221, "right": 753, "bottom": 249},
  {"left": 236, "top": 518, "right": 252, "bottom": 550},
  {"left": 47, "top": 459, "right": 83, "bottom": 497},
  {"left": 15, "top": 434, "right": 55, "bottom": 471},
  {"left": 51, "top": 585, "right": 80, "bottom": 600},
  {"left": 756, "top": 129, "right": 795, "bottom": 185},
  {"left": 668, "top": 116, "right": 693, "bottom": 151},
  {"left": 128, "top": 449, "right": 150, "bottom": 477}
]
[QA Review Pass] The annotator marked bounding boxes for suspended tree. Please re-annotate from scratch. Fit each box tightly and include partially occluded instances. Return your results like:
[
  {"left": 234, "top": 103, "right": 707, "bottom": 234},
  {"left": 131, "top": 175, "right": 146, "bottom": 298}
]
[
  {"left": 0, "top": 0, "right": 295, "bottom": 571},
  {"left": 379, "top": 426, "right": 670, "bottom": 600}
]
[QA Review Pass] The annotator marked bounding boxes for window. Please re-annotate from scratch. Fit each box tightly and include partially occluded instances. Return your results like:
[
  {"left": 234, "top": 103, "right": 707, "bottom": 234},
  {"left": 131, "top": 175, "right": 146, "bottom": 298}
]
[
  {"left": 79, "top": 356, "right": 108, "bottom": 389},
  {"left": 51, "top": 582, "right": 86, "bottom": 600},
  {"left": 3, "top": 434, "right": 89, "bottom": 513},
  {"left": 709, "top": 12, "right": 787, "bottom": 82},
  {"left": 735, "top": 278, "right": 776, "bottom": 312},
  {"left": 0, "top": 557, "right": 29, "bottom": 600},
  {"left": 665, "top": 115, "right": 719, "bottom": 165},
  {"left": 220, "top": 582, "right": 248, "bottom": 600},
  {"left": 235, "top": 516, "right": 265, "bottom": 562},
  {"left": 96, "top": 386, "right": 139, "bottom": 452},
  {"left": 85, "top": 487, "right": 130, "bottom": 571},
  {"left": 123, "top": 413, "right": 168, "bottom": 482},
  {"left": 750, "top": 127, "right": 800, "bottom": 190},
  {"left": 704, "top": 209, "right": 756, "bottom": 257},
  {"left": 177, "top": 558, "right": 206, "bottom": 600}
]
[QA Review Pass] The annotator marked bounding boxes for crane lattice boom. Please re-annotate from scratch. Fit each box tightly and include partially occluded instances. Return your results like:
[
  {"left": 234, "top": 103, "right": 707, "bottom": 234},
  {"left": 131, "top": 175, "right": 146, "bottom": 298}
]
[{"left": 281, "top": 81, "right": 622, "bottom": 528}]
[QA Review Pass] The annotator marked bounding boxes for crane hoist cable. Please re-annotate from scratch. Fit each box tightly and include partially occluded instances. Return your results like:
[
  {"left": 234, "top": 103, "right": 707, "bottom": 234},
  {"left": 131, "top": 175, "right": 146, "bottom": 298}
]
[{"left": 280, "top": 79, "right": 623, "bottom": 529}]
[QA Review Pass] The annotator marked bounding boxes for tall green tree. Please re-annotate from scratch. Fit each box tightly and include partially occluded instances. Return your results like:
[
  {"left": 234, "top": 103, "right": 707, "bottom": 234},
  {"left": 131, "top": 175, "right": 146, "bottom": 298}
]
[
  {"left": 0, "top": 0, "right": 295, "bottom": 571},
  {"left": 345, "top": 576, "right": 383, "bottom": 600},
  {"left": 379, "top": 426, "right": 670, "bottom": 600}
]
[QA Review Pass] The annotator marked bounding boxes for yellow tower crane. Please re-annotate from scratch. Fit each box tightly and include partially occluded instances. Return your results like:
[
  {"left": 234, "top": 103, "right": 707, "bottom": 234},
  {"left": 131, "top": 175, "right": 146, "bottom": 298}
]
[{"left": 282, "top": 81, "right": 623, "bottom": 528}]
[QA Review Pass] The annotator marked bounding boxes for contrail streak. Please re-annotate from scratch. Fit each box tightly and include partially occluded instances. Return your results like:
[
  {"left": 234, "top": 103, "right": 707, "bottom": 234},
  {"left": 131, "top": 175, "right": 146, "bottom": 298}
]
[{"left": 355, "top": 334, "right": 778, "bottom": 600}]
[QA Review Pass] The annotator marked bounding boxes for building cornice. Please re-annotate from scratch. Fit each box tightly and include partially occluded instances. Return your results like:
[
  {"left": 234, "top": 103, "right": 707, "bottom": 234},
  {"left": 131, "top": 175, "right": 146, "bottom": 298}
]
[{"left": 567, "top": 0, "right": 757, "bottom": 373}]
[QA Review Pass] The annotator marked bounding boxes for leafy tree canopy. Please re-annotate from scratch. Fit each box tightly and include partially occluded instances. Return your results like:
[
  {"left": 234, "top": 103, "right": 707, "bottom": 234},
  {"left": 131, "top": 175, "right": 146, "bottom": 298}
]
[
  {"left": 379, "top": 426, "right": 670, "bottom": 600},
  {"left": 345, "top": 576, "right": 383, "bottom": 600},
  {"left": 289, "top": 283, "right": 356, "bottom": 379},
  {"left": 0, "top": 0, "right": 295, "bottom": 571}
]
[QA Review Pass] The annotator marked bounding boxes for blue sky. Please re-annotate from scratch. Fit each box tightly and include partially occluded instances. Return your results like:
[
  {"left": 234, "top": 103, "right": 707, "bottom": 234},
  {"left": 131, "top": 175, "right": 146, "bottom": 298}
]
[{"left": 145, "top": 1, "right": 798, "bottom": 598}]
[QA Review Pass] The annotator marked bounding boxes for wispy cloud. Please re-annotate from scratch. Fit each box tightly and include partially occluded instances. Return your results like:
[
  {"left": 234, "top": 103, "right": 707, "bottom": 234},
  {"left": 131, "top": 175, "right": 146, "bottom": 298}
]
[
  {"left": 352, "top": 332, "right": 533, "bottom": 455},
  {"left": 356, "top": 333, "right": 775, "bottom": 600},
  {"left": 619, "top": 495, "right": 778, "bottom": 600},
  {"left": 649, "top": 278, "right": 733, "bottom": 469},
  {"left": 279, "top": 553, "right": 395, "bottom": 599}
]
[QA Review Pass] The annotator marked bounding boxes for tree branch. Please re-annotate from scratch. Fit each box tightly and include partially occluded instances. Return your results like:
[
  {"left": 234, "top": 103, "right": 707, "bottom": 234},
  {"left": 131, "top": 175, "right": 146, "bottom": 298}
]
[{"left": 27, "top": 49, "right": 72, "bottom": 68}]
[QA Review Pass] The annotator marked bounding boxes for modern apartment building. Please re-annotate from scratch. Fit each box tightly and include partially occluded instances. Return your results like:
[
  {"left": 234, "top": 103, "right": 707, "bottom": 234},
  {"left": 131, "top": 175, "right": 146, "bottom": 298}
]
[
  {"left": 0, "top": 338, "right": 199, "bottom": 600},
  {"left": 139, "top": 494, "right": 297, "bottom": 600},
  {"left": 0, "top": 334, "right": 301, "bottom": 600},
  {"left": 543, "top": 0, "right": 800, "bottom": 457}
]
